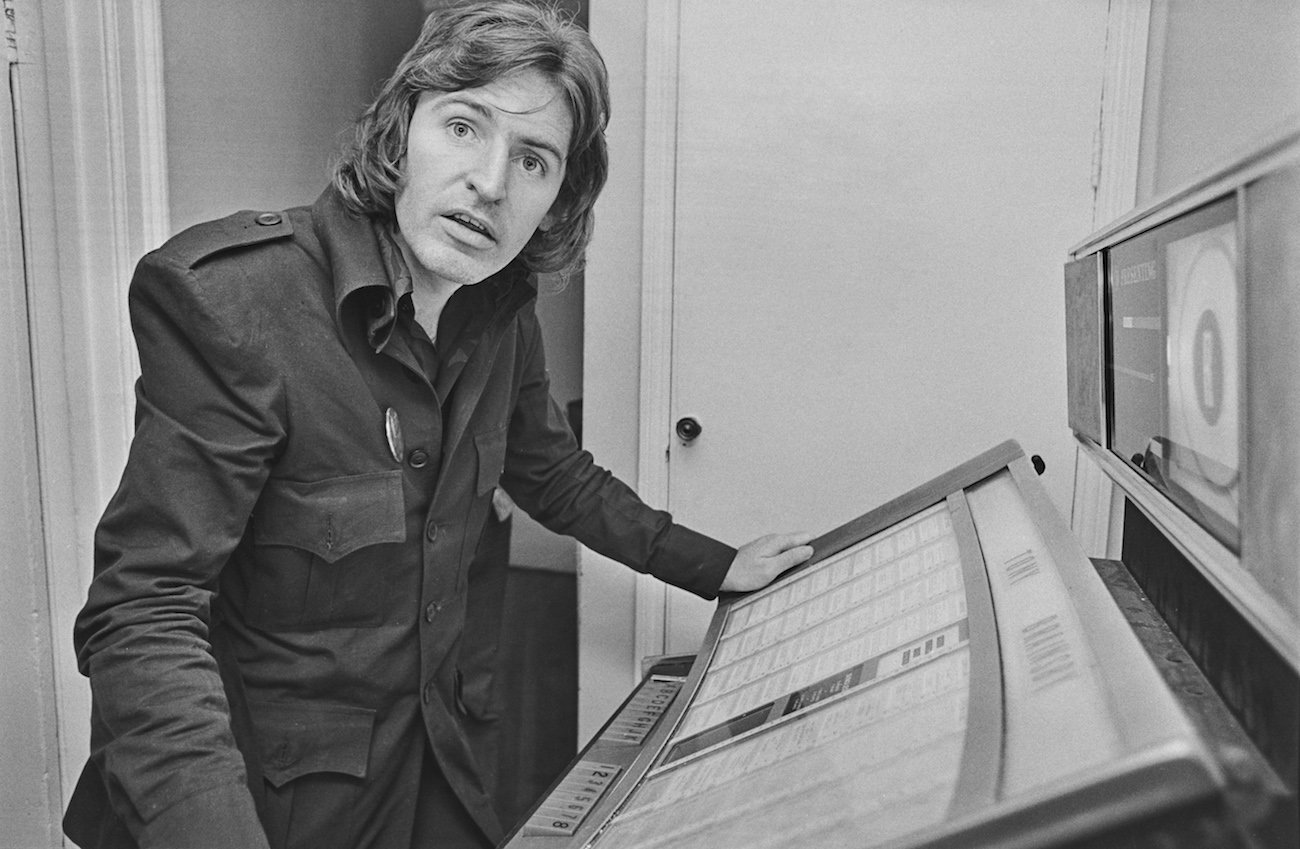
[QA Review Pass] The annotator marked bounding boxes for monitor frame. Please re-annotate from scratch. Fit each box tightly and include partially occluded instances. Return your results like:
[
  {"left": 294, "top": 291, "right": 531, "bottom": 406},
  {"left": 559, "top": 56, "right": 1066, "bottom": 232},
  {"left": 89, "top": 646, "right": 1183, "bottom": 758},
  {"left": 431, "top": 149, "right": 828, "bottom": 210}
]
[{"left": 1065, "top": 122, "right": 1300, "bottom": 674}]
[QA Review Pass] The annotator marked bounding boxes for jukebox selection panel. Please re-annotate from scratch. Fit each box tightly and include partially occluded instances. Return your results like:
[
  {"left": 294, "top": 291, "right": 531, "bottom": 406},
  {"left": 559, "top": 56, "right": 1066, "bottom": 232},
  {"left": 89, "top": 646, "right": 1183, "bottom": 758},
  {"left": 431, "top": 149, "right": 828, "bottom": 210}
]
[
  {"left": 675, "top": 504, "right": 965, "bottom": 743},
  {"left": 586, "top": 503, "right": 982, "bottom": 849}
]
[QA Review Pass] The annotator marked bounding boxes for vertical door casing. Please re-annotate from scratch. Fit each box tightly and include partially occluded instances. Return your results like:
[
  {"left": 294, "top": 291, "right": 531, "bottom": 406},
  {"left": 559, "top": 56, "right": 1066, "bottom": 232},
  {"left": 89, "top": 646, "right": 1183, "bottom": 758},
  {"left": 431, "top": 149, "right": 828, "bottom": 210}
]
[{"left": 2, "top": 8, "right": 64, "bottom": 841}]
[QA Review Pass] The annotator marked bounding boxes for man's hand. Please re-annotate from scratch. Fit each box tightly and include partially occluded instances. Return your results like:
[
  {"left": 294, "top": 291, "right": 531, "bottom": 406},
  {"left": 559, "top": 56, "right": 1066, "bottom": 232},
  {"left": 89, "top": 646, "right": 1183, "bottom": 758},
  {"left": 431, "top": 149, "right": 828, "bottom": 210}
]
[{"left": 719, "top": 532, "right": 816, "bottom": 593}]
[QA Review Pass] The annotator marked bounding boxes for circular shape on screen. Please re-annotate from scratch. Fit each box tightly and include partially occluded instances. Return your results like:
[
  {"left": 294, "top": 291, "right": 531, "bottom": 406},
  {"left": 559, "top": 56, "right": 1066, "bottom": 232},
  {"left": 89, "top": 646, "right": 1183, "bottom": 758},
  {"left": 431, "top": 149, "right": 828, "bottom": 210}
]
[{"left": 1168, "top": 235, "right": 1238, "bottom": 490}]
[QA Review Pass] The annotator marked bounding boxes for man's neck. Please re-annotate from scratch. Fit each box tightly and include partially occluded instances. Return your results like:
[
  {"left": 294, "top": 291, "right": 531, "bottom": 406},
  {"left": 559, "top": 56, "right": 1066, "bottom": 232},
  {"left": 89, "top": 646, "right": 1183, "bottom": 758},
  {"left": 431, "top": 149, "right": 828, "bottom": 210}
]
[
  {"left": 393, "top": 233, "right": 460, "bottom": 344},
  {"left": 410, "top": 278, "right": 458, "bottom": 344}
]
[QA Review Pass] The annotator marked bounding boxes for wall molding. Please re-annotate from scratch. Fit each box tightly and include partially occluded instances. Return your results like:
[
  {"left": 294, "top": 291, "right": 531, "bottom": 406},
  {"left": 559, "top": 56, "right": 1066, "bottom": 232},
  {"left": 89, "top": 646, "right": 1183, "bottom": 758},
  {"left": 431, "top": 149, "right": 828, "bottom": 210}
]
[
  {"left": 2, "top": 3, "right": 64, "bottom": 838},
  {"left": 1094, "top": 0, "right": 1153, "bottom": 225},
  {"left": 11, "top": 0, "right": 169, "bottom": 812}
]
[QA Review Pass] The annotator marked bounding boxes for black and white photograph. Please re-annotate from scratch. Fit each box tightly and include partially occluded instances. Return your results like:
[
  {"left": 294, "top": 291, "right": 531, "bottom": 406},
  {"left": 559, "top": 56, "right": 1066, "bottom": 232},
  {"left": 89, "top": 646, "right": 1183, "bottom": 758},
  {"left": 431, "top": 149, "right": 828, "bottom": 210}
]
[{"left": 2, "top": 2, "right": 1297, "bottom": 848}]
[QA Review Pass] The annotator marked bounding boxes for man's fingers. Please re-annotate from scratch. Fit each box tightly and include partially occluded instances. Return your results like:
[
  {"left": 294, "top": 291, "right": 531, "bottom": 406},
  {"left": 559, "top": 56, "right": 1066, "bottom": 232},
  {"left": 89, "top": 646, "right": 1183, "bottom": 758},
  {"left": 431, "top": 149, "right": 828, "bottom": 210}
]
[
  {"left": 760, "top": 531, "right": 815, "bottom": 555},
  {"left": 754, "top": 537, "right": 814, "bottom": 579},
  {"left": 722, "top": 532, "right": 818, "bottom": 593},
  {"left": 770, "top": 543, "right": 814, "bottom": 573}
]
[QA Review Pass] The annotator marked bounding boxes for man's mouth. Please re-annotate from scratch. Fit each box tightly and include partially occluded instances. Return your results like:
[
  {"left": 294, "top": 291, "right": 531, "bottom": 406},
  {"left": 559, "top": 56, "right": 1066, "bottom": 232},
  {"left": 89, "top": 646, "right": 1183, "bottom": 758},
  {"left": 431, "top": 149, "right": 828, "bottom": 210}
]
[{"left": 445, "top": 212, "right": 494, "bottom": 241}]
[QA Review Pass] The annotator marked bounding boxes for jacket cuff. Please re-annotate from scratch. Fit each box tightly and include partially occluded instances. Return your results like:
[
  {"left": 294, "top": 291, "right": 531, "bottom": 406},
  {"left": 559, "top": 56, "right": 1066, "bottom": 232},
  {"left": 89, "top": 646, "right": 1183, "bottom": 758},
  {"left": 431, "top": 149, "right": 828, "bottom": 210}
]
[
  {"left": 650, "top": 524, "right": 736, "bottom": 600},
  {"left": 138, "top": 783, "right": 270, "bottom": 849}
]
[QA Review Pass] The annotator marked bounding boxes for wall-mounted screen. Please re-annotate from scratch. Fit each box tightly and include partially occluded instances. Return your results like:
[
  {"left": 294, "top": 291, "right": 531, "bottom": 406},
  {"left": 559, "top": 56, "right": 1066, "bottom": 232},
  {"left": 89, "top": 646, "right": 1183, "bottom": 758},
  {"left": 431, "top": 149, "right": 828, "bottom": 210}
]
[
  {"left": 1066, "top": 141, "right": 1300, "bottom": 760},
  {"left": 1107, "top": 195, "right": 1241, "bottom": 549}
]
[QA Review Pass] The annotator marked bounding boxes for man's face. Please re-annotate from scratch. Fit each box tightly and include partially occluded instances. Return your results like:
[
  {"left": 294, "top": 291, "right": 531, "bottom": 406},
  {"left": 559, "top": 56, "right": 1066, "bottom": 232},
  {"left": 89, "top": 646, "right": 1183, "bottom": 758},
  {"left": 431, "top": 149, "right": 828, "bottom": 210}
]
[{"left": 394, "top": 68, "right": 573, "bottom": 289}]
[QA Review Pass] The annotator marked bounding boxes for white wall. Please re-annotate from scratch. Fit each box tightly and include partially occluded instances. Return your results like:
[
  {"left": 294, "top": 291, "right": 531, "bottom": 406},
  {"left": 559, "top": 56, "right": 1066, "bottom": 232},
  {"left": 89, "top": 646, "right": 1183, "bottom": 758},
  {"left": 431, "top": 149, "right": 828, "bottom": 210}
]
[{"left": 1139, "top": 0, "right": 1300, "bottom": 203}]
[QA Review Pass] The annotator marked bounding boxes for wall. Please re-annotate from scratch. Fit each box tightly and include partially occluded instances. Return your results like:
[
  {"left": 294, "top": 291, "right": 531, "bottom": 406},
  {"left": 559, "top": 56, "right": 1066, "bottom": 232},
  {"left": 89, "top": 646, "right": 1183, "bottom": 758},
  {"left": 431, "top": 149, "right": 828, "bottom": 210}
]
[
  {"left": 162, "top": 0, "right": 426, "bottom": 231},
  {"left": 1139, "top": 0, "right": 1300, "bottom": 202}
]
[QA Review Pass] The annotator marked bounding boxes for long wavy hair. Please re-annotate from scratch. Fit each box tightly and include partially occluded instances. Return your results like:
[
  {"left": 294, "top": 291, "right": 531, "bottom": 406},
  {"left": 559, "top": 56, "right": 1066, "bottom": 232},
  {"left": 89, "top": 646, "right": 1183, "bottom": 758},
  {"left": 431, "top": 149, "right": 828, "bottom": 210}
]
[{"left": 333, "top": 1, "right": 609, "bottom": 275}]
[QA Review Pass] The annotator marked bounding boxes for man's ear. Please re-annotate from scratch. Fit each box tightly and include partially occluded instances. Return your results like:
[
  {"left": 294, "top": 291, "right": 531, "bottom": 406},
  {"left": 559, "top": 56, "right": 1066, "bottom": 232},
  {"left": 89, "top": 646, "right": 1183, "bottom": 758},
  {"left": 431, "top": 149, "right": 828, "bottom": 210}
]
[{"left": 539, "top": 212, "right": 555, "bottom": 232}]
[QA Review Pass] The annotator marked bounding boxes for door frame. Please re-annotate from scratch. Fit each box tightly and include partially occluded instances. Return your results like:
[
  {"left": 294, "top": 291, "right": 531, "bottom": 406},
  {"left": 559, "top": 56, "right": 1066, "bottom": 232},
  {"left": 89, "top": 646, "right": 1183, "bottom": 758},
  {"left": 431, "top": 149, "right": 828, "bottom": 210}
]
[
  {"left": 2, "top": 7, "right": 63, "bottom": 840},
  {"left": 1070, "top": 0, "right": 1154, "bottom": 559},
  {"left": 632, "top": 0, "right": 682, "bottom": 665},
  {"left": 8, "top": 0, "right": 169, "bottom": 818}
]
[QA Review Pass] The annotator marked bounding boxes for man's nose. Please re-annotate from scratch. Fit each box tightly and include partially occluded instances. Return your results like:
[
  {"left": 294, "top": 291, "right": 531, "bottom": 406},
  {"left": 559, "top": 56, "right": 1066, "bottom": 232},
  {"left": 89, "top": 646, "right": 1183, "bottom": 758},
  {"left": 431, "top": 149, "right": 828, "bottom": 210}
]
[{"left": 467, "top": 143, "right": 508, "bottom": 202}]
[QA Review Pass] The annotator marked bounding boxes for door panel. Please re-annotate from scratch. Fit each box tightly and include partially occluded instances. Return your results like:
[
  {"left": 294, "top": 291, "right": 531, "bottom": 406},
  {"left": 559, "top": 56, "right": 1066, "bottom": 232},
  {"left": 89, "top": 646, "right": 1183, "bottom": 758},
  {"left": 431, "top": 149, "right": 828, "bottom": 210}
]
[{"left": 663, "top": 1, "right": 1108, "bottom": 651}]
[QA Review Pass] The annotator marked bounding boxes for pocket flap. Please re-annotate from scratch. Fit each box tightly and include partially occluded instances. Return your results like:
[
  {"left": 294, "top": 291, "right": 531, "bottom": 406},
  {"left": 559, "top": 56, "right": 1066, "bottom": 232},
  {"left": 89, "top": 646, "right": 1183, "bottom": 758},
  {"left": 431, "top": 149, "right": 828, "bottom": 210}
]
[
  {"left": 253, "top": 471, "right": 405, "bottom": 562},
  {"left": 251, "top": 701, "right": 376, "bottom": 788}
]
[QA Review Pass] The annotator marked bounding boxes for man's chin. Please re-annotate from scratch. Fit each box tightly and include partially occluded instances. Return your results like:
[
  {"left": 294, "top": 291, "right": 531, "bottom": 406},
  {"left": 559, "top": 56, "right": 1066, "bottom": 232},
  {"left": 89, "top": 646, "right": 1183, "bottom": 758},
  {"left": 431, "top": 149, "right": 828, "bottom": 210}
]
[{"left": 414, "top": 252, "right": 505, "bottom": 290}]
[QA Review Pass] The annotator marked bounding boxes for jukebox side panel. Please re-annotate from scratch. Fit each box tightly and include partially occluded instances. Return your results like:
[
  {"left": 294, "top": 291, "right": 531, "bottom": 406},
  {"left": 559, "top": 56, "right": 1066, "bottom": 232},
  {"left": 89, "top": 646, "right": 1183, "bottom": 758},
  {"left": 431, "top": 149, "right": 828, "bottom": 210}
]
[{"left": 963, "top": 466, "right": 1221, "bottom": 829}]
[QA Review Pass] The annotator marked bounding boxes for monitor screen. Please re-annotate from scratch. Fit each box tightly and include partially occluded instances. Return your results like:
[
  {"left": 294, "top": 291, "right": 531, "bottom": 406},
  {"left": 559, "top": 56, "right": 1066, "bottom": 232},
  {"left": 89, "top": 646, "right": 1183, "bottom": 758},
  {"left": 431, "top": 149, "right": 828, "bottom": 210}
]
[{"left": 1107, "top": 195, "right": 1241, "bottom": 549}]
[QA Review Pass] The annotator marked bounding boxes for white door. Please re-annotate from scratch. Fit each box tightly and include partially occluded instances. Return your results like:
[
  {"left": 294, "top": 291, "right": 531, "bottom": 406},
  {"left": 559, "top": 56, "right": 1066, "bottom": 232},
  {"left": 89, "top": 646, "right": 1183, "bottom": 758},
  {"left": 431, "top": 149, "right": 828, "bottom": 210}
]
[{"left": 656, "top": 0, "right": 1109, "bottom": 653}]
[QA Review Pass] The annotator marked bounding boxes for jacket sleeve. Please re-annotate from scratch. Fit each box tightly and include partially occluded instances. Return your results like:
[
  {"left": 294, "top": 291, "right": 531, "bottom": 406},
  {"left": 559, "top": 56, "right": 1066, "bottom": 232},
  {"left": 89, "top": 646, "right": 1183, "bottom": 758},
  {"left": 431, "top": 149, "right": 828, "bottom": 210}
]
[
  {"left": 499, "top": 307, "right": 736, "bottom": 599},
  {"left": 73, "top": 251, "right": 284, "bottom": 848}
]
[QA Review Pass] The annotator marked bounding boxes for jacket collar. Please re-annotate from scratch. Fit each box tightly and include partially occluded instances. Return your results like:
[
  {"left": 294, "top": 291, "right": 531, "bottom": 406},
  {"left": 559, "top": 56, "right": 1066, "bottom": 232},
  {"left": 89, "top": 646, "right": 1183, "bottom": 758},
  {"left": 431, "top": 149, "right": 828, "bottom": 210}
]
[{"left": 308, "top": 187, "right": 536, "bottom": 351}]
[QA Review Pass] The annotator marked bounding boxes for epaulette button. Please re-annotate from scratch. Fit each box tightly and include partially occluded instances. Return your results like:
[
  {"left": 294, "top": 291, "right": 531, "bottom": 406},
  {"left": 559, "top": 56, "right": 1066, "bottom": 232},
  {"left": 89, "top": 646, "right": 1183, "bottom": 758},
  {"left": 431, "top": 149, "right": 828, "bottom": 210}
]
[{"left": 255, "top": 212, "right": 282, "bottom": 226}]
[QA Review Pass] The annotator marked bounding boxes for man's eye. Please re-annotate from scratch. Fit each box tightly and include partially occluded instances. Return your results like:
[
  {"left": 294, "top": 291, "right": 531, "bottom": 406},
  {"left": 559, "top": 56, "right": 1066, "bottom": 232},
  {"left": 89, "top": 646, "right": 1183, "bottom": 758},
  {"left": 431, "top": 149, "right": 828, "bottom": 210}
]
[
  {"left": 521, "top": 155, "right": 545, "bottom": 174},
  {"left": 449, "top": 121, "right": 472, "bottom": 138}
]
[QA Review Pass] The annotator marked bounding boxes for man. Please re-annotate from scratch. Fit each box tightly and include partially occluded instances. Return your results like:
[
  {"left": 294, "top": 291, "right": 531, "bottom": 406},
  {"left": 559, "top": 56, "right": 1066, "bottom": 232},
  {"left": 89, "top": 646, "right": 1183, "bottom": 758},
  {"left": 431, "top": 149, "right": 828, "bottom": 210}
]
[{"left": 64, "top": 3, "right": 813, "bottom": 849}]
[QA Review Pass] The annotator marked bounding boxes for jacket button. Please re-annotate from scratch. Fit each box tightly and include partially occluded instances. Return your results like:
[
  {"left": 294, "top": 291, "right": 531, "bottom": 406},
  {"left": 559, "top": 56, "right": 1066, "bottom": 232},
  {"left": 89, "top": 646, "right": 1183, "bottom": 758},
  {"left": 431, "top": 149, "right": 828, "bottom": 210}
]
[
  {"left": 424, "top": 601, "right": 439, "bottom": 622},
  {"left": 425, "top": 521, "right": 438, "bottom": 542},
  {"left": 408, "top": 448, "right": 429, "bottom": 469},
  {"left": 254, "top": 211, "right": 281, "bottom": 226}
]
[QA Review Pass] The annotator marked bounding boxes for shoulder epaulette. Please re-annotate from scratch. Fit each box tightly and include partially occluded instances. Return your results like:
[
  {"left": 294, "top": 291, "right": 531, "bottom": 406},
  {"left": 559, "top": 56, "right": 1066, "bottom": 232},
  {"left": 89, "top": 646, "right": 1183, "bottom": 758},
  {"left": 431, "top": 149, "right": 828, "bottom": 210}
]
[{"left": 162, "top": 209, "right": 295, "bottom": 269}]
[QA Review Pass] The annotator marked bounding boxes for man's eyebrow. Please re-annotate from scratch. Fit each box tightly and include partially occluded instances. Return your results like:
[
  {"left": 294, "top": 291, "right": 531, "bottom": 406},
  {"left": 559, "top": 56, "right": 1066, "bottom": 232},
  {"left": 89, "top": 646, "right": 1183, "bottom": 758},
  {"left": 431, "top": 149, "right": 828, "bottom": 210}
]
[{"left": 436, "top": 94, "right": 566, "bottom": 164}]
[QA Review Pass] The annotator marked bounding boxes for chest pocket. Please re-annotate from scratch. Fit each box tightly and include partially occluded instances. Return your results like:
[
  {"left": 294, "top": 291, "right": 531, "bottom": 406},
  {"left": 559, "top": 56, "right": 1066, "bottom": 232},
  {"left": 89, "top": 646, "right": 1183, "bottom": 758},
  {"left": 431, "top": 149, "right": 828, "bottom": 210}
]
[{"left": 247, "top": 471, "right": 406, "bottom": 630}]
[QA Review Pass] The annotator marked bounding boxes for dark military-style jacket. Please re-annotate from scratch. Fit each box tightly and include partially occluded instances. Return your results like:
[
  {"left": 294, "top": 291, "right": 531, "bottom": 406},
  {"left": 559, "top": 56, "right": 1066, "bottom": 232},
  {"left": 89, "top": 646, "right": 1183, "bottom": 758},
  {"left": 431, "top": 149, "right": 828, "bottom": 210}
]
[{"left": 64, "top": 188, "right": 735, "bottom": 849}]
